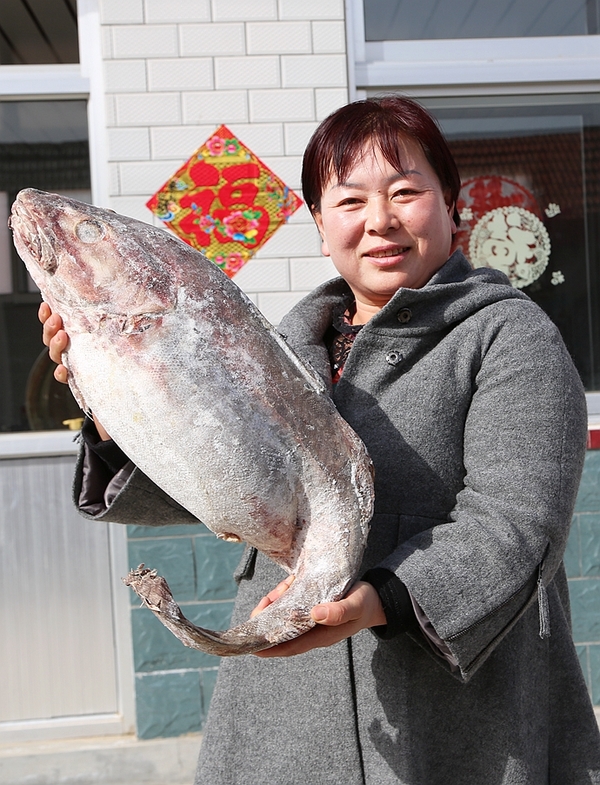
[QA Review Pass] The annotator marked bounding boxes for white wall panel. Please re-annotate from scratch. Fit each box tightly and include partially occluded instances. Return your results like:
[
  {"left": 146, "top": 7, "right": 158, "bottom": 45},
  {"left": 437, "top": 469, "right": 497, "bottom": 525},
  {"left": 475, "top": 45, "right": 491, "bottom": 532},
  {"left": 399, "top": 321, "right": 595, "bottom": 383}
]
[{"left": 0, "top": 439, "right": 135, "bottom": 741}]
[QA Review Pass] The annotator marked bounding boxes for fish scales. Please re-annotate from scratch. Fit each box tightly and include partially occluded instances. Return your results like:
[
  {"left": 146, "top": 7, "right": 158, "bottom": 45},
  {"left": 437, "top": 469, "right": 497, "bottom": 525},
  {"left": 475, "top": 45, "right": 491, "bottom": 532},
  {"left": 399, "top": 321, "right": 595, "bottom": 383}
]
[{"left": 10, "top": 188, "right": 374, "bottom": 655}]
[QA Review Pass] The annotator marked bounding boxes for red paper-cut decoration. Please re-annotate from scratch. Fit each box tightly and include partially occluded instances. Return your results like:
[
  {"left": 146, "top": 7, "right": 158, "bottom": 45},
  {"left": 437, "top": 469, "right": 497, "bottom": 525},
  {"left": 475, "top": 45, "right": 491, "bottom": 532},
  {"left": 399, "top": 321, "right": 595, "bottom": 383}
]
[
  {"left": 453, "top": 175, "right": 554, "bottom": 289},
  {"left": 146, "top": 125, "right": 303, "bottom": 277},
  {"left": 453, "top": 175, "right": 542, "bottom": 258}
]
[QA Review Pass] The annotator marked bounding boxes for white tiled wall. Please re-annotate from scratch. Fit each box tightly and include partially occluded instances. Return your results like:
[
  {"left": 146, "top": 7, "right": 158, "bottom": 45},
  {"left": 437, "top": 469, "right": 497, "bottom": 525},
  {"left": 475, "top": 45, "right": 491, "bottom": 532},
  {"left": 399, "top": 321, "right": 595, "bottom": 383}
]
[{"left": 100, "top": 0, "right": 348, "bottom": 323}]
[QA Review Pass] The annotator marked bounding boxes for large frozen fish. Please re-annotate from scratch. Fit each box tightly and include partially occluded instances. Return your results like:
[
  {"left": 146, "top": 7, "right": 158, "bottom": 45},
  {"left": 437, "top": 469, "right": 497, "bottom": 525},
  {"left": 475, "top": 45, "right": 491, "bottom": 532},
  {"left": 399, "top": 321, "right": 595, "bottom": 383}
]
[{"left": 10, "top": 188, "right": 374, "bottom": 656}]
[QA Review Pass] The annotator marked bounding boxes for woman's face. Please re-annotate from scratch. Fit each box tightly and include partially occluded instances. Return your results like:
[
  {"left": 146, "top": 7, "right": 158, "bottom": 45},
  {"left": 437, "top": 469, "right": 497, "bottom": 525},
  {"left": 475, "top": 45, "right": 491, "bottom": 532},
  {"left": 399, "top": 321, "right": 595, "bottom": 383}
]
[{"left": 313, "top": 138, "right": 457, "bottom": 321}]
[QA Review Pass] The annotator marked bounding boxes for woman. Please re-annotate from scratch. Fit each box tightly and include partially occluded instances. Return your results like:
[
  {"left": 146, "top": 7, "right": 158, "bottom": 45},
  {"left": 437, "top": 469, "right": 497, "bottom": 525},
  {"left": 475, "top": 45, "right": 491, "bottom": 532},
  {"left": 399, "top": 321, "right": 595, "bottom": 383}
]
[{"left": 42, "top": 96, "right": 600, "bottom": 784}]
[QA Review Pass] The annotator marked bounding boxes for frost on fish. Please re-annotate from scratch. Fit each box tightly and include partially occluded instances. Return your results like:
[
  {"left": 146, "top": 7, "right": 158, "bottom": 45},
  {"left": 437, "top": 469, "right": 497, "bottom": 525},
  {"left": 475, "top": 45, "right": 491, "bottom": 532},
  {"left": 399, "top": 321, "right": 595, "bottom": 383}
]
[{"left": 10, "top": 188, "right": 374, "bottom": 656}]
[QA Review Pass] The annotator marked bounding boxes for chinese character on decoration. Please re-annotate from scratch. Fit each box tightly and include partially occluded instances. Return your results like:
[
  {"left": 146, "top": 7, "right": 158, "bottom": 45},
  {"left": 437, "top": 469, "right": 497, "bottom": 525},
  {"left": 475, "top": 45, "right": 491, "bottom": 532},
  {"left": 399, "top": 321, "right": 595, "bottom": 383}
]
[
  {"left": 146, "top": 125, "right": 303, "bottom": 277},
  {"left": 454, "top": 176, "right": 552, "bottom": 289},
  {"left": 468, "top": 206, "right": 551, "bottom": 289}
]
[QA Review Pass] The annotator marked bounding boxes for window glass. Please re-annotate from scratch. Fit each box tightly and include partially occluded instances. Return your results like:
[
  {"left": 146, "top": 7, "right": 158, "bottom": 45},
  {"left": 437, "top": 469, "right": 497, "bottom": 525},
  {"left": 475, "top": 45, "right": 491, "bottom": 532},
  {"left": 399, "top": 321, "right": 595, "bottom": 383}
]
[
  {"left": 365, "top": 0, "right": 600, "bottom": 40},
  {"left": 0, "top": 0, "right": 78, "bottom": 64},
  {"left": 418, "top": 94, "right": 600, "bottom": 390},
  {"left": 0, "top": 100, "right": 90, "bottom": 432}
]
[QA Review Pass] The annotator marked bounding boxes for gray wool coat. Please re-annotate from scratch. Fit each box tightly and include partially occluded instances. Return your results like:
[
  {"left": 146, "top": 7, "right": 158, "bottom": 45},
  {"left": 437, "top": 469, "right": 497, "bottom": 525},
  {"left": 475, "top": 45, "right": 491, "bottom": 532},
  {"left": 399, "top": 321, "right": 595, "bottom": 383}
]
[{"left": 76, "top": 251, "right": 600, "bottom": 784}]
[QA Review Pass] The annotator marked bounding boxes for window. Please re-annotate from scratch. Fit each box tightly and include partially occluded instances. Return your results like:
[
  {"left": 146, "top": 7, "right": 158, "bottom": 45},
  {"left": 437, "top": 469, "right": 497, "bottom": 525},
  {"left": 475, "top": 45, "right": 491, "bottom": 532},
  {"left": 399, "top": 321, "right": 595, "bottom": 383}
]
[
  {"left": 349, "top": 0, "right": 600, "bottom": 391},
  {"left": 0, "top": 0, "right": 107, "bottom": 432},
  {"left": 0, "top": 99, "right": 90, "bottom": 433},
  {"left": 418, "top": 94, "right": 600, "bottom": 390}
]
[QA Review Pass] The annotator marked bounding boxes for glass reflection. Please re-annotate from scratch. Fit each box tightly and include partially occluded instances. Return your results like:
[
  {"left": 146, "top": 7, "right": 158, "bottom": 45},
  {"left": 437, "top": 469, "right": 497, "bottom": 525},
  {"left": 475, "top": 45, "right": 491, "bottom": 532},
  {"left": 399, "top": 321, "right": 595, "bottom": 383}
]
[{"left": 365, "top": 0, "right": 600, "bottom": 40}]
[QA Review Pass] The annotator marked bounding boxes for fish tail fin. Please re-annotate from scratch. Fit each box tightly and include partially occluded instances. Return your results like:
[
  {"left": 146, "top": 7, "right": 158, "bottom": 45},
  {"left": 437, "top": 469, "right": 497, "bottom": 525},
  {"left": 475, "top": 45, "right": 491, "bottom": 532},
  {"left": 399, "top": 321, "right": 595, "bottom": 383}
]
[{"left": 123, "top": 564, "right": 320, "bottom": 657}]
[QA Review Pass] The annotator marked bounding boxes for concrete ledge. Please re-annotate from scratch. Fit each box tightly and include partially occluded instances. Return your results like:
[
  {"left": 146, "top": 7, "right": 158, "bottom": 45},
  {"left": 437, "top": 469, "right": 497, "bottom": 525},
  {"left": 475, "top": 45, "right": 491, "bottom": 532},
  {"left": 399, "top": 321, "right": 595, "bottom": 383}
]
[{"left": 0, "top": 733, "right": 201, "bottom": 785}]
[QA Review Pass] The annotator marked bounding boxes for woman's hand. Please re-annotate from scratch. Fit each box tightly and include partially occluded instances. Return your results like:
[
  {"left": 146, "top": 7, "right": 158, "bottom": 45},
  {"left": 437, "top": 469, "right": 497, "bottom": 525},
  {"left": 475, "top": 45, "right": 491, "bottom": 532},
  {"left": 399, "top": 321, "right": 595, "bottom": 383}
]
[
  {"left": 39, "top": 302, "right": 111, "bottom": 440},
  {"left": 39, "top": 302, "right": 69, "bottom": 384},
  {"left": 252, "top": 580, "right": 386, "bottom": 658}
]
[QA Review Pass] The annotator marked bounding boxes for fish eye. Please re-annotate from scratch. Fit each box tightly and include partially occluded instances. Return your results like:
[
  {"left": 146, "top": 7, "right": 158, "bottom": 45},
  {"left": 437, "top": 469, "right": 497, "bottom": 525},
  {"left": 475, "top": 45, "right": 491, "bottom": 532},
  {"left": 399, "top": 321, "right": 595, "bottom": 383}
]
[{"left": 75, "top": 219, "right": 106, "bottom": 244}]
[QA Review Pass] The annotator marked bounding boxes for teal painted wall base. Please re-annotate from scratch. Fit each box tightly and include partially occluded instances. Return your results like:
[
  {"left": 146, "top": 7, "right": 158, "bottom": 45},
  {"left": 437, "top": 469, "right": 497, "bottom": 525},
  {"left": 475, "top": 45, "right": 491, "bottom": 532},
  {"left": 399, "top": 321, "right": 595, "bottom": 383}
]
[
  {"left": 127, "top": 451, "right": 600, "bottom": 739},
  {"left": 568, "top": 450, "right": 600, "bottom": 704},
  {"left": 127, "top": 523, "right": 243, "bottom": 739}
]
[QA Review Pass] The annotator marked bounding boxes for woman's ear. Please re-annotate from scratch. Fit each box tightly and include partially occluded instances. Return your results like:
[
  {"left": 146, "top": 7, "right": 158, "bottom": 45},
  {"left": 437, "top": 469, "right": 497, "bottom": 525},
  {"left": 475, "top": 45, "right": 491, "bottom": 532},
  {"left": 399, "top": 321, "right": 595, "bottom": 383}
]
[
  {"left": 449, "top": 204, "right": 458, "bottom": 236},
  {"left": 313, "top": 211, "right": 331, "bottom": 257},
  {"left": 444, "top": 193, "right": 458, "bottom": 236}
]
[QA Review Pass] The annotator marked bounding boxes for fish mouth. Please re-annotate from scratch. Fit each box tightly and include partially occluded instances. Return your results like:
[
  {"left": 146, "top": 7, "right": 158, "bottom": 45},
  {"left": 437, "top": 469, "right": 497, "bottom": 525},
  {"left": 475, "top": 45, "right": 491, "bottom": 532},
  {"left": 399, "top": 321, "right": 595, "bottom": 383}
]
[{"left": 10, "top": 203, "right": 58, "bottom": 274}]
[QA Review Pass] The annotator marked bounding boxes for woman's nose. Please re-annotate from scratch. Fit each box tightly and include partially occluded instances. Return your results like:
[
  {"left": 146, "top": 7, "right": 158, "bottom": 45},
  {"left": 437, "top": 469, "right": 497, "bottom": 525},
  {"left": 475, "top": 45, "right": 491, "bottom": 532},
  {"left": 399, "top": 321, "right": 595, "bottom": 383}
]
[{"left": 365, "top": 197, "right": 399, "bottom": 234}]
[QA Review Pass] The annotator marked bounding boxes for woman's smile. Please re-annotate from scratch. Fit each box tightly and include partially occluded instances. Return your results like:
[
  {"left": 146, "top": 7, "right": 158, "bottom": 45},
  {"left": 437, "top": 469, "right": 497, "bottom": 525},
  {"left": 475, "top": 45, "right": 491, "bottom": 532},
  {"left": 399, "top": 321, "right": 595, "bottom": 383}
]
[{"left": 364, "top": 245, "right": 410, "bottom": 262}]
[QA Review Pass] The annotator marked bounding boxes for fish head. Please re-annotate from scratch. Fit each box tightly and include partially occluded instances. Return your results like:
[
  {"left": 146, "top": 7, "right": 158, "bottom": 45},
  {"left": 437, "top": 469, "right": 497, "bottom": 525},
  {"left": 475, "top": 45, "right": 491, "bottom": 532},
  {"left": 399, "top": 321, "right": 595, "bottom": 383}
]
[{"left": 10, "top": 188, "right": 178, "bottom": 326}]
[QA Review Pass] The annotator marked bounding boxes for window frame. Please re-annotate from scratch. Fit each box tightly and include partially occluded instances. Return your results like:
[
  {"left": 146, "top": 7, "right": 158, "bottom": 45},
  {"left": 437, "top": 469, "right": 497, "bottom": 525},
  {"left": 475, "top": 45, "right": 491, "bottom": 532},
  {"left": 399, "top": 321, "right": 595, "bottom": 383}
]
[
  {"left": 0, "top": 0, "right": 109, "bottom": 207},
  {"left": 346, "top": 0, "right": 600, "bottom": 97}
]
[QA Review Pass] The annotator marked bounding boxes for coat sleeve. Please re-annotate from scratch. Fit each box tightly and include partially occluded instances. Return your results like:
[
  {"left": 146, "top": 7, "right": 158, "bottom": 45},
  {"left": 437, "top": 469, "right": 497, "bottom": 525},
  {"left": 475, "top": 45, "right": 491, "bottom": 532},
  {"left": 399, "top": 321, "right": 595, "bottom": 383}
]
[
  {"left": 73, "top": 441, "right": 201, "bottom": 527},
  {"left": 380, "top": 304, "right": 588, "bottom": 681}
]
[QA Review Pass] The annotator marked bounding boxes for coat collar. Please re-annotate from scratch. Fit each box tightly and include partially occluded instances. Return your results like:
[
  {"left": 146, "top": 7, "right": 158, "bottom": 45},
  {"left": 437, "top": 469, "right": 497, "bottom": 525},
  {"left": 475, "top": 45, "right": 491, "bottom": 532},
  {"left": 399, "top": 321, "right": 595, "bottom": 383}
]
[
  {"left": 366, "top": 250, "right": 530, "bottom": 334},
  {"left": 278, "top": 251, "right": 529, "bottom": 388}
]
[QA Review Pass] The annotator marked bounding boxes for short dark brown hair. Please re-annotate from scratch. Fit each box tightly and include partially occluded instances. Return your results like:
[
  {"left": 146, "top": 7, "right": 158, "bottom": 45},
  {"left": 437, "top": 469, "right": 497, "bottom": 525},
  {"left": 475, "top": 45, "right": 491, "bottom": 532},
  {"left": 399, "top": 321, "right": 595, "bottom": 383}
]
[{"left": 301, "top": 94, "right": 461, "bottom": 227}]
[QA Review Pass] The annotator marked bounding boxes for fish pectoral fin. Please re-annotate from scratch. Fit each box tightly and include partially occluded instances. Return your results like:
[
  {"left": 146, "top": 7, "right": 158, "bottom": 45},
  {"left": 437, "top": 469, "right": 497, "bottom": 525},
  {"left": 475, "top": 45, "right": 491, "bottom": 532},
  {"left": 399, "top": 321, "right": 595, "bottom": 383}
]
[
  {"left": 118, "top": 313, "right": 163, "bottom": 335},
  {"left": 91, "top": 311, "right": 164, "bottom": 335},
  {"left": 123, "top": 564, "right": 316, "bottom": 657}
]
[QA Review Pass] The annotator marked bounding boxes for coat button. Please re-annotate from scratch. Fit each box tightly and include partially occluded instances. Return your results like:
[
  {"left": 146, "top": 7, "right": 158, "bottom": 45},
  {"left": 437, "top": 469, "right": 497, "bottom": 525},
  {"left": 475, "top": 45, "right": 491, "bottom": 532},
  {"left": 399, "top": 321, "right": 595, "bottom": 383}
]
[
  {"left": 397, "top": 308, "right": 412, "bottom": 323},
  {"left": 386, "top": 351, "right": 403, "bottom": 366}
]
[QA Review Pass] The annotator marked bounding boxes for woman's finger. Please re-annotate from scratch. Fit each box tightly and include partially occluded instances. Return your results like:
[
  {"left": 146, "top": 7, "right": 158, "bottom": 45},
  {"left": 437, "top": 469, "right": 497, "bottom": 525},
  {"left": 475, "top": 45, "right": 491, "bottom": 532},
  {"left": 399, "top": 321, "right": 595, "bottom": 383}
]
[
  {"left": 93, "top": 415, "right": 112, "bottom": 441},
  {"left": 254, "top": 616, "right": 358, "bottom": 658},
  {"left": 48, "top": 330, "right": 69, "bottom": 365},
  {"left": 54, "top": 364, "right": 69, "bottom": 384},
  {"left": 250, "top": 575, "right": 295, "bottom": 618},
  {"left": 38, "top": 301, "right": 51, "bottom": 324},
  {"left": 42, "top": 315, "right": 65, "bottom": 350},
  {"left": 311, "top": 582, "right": 386, "bottom": 628}
]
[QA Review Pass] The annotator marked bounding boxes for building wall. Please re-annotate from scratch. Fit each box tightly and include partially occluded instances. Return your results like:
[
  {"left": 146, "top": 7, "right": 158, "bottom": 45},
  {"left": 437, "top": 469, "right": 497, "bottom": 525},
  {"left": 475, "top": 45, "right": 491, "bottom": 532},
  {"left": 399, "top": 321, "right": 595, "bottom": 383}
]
[{"left": 99, "top": 0, "right": 347, "bottom": 325}]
